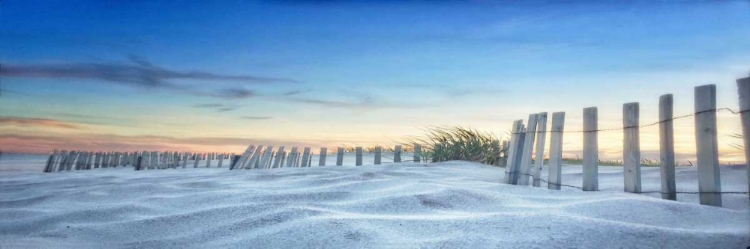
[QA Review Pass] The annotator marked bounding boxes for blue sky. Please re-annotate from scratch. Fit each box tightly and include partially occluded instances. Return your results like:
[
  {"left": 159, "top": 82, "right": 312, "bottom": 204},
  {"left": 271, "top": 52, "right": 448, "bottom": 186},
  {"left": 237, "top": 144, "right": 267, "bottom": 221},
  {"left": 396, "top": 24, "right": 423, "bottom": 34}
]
[{"left": 1, "top": 0, "right": 749, "bottom": 162}]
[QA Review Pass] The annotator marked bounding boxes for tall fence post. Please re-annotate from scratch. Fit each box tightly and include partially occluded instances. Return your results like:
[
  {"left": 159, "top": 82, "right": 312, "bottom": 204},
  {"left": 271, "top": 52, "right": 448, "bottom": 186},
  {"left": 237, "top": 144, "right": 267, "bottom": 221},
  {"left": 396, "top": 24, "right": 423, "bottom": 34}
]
[
  {"left": 394, "top": 145, "right": 402, "bottom": 163},
  {"left": 694, "top": 84, "right": 722, "bottom": 206},
  {"left": 623, "top": 102, "right": 642, "bottom": 193},
  {"left": 413, "top": 144, "right": 421, "bottom": 162},
  {"left": 532, "top": 112, "right": 548, "bottom": 187},
  {"left": 231, "top": 145, "right": 254, "bottom": 170},
  {"left": 374, "top": 146, "right": 382, "bottom": 165},
  {"left": 736, "top": 75, "right": 750, "bottom": 195},
  {"left": 301, "top": 147, "right": 311, "bottom": 168},
  {"left": 273, "top": 146, "right": 286, "bottom": 168},
  {"left": 659, "top": 94, "right": 677, "bottom": 200},
  {"left": 548, "top": 112, "right": 565, "bottom": 190},
  {"left": 319, "top": 148, "right": 327, "bottom": 166},
  {"left": 518, "top": 114, "right": 538, "bottom": 186},
  {"left": 355, "top": 147, "right": 363, "bottom": 166},
  {"left": 583, "top": 107, "right": 598, "bottom": 191},
  {"left": 248, "top": 146, "right": 264, "bottom": 169},
  {"left": 336, "top": 147, "right": 344, "bottom": 166},
  {"left": 504, "top": 120, "right": 523, "bottom": 184},
  {"left": 259, "top": 146, "right": 274, "bottom": 169}
]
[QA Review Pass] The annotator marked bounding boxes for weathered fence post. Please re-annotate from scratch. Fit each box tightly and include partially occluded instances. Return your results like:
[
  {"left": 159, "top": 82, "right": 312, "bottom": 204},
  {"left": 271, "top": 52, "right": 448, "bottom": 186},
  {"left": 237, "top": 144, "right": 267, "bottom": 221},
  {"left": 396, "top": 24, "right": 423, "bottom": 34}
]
[
  {"left": 736, "top": 75, "right": 750, "bottom": 195},
  {"left": 394, "top": 145, "right": 402, "bottom": 163},
  {"left": 206, "top": 153, "right": 212, "bottom": 168},
  {"left": 548, "top": 112, "right": 565, "bottom": 190},
  {"left": 518, "top": 114, "right": 539, "bottom": 186},
  {"left": 259, "top": 146, "right": 274, "bottom": 169},
  {"left": 135, "top": 155, "right": 143, "bottom": 171},
  {"left": 319, "top": 148, "right": 327, "bottom": 166},
  {"left": 301, "top": 147, "right": 311, "bottom": 168},
  {"left": 374, "top": 146, "right": 382, "bottom": 165},
  {"left": 492, "top": 140, "right": 501, "bottom": 166},
  {"left": 659, "top": 94, "right": 677, "bottom": 200},
  {"left": 248, "top": 146, "right": 264, "bottom": 169},
  {"left": 230, "top": 145, "right": 253, "bottom": 170},
  {"left": 336, "top": 147, "right": 344, "bottom": 166},
  {"left": 694, "top": 84, "right": 722, "bottom": 206},
  {"left": 217, "top": 153, "right": 224, "bottom": 168},
  {"left": 273, "top": 146, "right": 286, "bottom": 168},
  {"left": 504, "top": 120, "right": 523, "bottom": 184},
  {"left": 286, "top": 147, "right": 298, "bottom": 168},
  {"left": 532, "top": 112, "right": 548, "bottom": 187},
  {"left": 43, "top": 150, "right": 56, "bottom": 173},
  {"left": 413, "top": 144, "right": 421, "bottom": 163},
  {"left": 193, "top": 152, "right": 200, "bottom": 168},
  {"left": 583, "top": 107, "right": 598, "bottom": 191},
  {"left": 623, "top": 102, "right": 642, "bottom": 193},
  {"left": 355, "top": 147, "right": 363, "bottom": 166}
]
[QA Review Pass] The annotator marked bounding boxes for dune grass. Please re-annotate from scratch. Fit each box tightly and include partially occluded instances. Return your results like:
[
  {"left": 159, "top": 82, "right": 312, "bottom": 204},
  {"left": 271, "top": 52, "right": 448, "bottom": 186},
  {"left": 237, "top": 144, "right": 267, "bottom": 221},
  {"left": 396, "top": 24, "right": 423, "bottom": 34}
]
[{"left": 405, "top": 126, "right": 503, "bottom": 164}]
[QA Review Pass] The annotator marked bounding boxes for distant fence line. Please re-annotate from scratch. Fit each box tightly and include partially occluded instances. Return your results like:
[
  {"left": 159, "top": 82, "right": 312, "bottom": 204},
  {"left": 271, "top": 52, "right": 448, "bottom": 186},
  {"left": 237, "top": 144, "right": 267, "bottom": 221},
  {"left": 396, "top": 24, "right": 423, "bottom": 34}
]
[
  {"left": 41, "top": 144, "right": 424, "bottom": 173},
  {"left": 503, "top": 74, "right": 750, "bottom": 208}
]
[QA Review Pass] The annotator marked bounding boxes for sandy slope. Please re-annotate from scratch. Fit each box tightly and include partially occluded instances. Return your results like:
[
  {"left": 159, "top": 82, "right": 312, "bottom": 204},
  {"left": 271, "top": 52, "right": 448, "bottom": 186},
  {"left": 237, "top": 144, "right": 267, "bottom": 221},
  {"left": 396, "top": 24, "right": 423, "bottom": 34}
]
[{"left": 0, "top": 161, "right": 748, "bottom": 248}]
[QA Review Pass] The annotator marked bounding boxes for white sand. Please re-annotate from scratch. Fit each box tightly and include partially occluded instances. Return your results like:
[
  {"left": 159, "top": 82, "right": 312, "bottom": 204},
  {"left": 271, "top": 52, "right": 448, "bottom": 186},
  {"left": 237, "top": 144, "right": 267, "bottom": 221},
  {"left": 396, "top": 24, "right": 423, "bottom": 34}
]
[{"left": 0, "top": 161, "right": 748, "bottom": 248}]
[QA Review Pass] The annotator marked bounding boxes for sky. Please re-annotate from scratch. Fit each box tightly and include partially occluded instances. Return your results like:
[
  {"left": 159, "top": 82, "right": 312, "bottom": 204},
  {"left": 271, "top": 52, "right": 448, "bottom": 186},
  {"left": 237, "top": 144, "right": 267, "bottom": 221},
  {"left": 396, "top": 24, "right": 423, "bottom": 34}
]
[{"left": 1, "top": 0, "right": 750, "bottom": 163}]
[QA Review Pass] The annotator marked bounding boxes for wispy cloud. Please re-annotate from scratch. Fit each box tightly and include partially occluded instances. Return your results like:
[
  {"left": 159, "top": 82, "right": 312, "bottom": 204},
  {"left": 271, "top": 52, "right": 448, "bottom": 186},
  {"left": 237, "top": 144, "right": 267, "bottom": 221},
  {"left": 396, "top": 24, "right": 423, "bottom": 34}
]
[
  {"left": 0, "top": 55, "right": 299, "bottom": 99},
  {"left": 240, "top": 116, "right": 273, "bottom": 120},
  {"left": 0, "top": 117, "right": 83, "bottom": 129},
  {"left": 192, "top": 103, "right": 243, "bottom": 112}
]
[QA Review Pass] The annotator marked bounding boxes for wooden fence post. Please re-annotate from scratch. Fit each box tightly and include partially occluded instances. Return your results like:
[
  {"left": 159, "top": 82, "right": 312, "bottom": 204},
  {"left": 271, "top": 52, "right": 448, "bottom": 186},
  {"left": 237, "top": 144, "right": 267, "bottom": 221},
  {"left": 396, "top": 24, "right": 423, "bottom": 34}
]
[
  {"left": 94, "top": 152, "right": 101, "bottom": 169},
  {"left": 492, "top": 140, "right": 500, "bottom": 166},
  {"left": 518, "top": 114, "right": 539, "bottom": 186},
  {"left": 504, "top": 120, "right": 523, "bottom": 184},
  {"left": 273, "top": 146, "right": 286, "bottom": 168},
  {"left": 301, "top": 147, "right": 311, "bottom": 168},
  {"left": 532, "top": 112, "right": 548, "bottom": 187},
  {"left": 206, "top": 152, "right": 212, "bottom": 168},
  {"left": 43, "top": 150, "right": 56, "bottom": 173},
  {"left": 193, "top": 152, "right": 200, "bottom": 168},
  {"left": 259, "top": 146, "right": 274, "bottom": 169},
  {"left": 623, "top": 102, "right": 642, "bottom": 193},
  {"left": 659, "top": 94, "right": 677, "bottom": 200},
  {"left": 583, "top": 107, "right": 598, "bottom": 191},
  {"left": 135, "top": 155, "right": 143, "bottom": 171},
  {"left": 394, "top": 145, "right": 402, "bottom": 163},
  {"left": 286, "top": 147, "right": 298, "bottom": 168},
  {"left": 355, "top": 147, "right": 363, "bottom": 166},
  {"left": 413, "top": 144, "right": 421, "bottom": 162},
  {"left": 231, "top": 145, "right": 254, "bottom": 170},
  {"left": 218, "top": 153, "right": 224, "bottom": 168},
  {"left": 336, "top": 147, "right": 344, "bottom": 166},
  {"left": 736, "top": 75, "right": 750, "bottom": 195},
  {"left": 319, "top": 148, "right": 327, "bottom": 166},
  {"left": 374, "top": 146, "right": 382, "bottom": 165},
  {"left": 548, "top": 112, "right": 565, "bottom": 190},
  {"left": 247, "top": 146, "right": 264, "bottom": 169},
  {"left": 87, "top": 152, "right": 93, "bottom": 169},
  {"left": 694, "top": 84, "right": 722, "bottom": 206}
]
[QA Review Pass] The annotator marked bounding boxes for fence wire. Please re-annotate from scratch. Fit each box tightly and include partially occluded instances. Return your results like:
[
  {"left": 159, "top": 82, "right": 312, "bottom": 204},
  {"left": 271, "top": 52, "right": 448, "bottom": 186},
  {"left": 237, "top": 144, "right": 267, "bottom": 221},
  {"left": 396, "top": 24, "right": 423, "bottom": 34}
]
[
  {"left": 511, "top": 108, "right": 747, "bottom": 135},
  {"left": 516, "top": 173, "right": 749, "bottom": 195}
]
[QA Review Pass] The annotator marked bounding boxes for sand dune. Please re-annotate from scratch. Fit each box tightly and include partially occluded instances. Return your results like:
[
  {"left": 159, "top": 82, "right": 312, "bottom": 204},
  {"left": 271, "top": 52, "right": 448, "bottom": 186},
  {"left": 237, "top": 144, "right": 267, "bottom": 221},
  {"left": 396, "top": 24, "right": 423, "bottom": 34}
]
[{"left": 0, "top": 161, "right": 748, "bottom": 248}]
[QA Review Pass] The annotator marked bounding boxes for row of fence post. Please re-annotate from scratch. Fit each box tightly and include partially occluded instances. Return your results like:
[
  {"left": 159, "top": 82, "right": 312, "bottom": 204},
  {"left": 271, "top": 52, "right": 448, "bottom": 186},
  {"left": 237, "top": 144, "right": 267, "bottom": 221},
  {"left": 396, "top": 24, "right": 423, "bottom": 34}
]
[
  {"left": 504, "top": 75, "right": 750, "bottom": 207},
  {"left": 44, "top": 151, "right": 236, "bottom": 172},
  {"left": 229, "top": 144, "right": 421, "bottom": 170}
]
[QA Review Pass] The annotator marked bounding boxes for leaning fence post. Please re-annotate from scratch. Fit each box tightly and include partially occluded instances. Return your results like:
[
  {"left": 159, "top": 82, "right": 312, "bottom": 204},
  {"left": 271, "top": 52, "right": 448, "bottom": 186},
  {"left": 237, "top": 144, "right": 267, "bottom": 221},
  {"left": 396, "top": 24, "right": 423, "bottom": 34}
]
[
  {"left": 736, "top": 75, "right": 750, "bottom": 195},
  {"left": 504, "top": 120, "right": 523, "bottom": 184},
  {"left": 301, "top": 147, "right": 311, "bottom": 168},
  {"left": 623, "top": 102, "right": 642, "bottom": 193},
  {"left": 287, "top": 147, "right": 298, "bottom": 168},
  {"left": 532, "top": 112, "right": 548, "bottom": 187},
  {"left": 695, "top": 84, "right": 722, "bottom": 206},
  {"left": 135, "top": 156, "right": 143, "bottom": 171},
  {"left": 583, "top": 107, "right": 599, "bottom": 191},
  {"left": 273, "top": 146, "right": 286, "bottom": 168},
  {"left": 43, "top": 150, "right": 56, "bottom": 173},
  {"left": 374, "top": 146, "right": 382, "bottom": 165},
  {"left": 548, "top": 112, "right": 565, "bottom": 190},
  {"left": 355, "top": 147, "right": 363, "bottom": 166},
  {"left": 394, "top": 145, "right": 402, "bottom": 163},
  {"left": 259, "top": 146, "right": 274, "bottom": 169},
  {"left": 319, "top": 148, "right": 327, "bottom": 166},
  {"left": 413, "top": 144, "right": 421, "bottom": 163},
  {"left": 336, "top": 147, "right": 344, "bottom": 166},
  {"left": 518, "top": 114, "right": 539, "bottom": 186},
  {"left": 247, "top": 146, "right": 264, "bottom": 169},
  {"left": 659, "top": 94, "right": 677, "bottom": 200}
]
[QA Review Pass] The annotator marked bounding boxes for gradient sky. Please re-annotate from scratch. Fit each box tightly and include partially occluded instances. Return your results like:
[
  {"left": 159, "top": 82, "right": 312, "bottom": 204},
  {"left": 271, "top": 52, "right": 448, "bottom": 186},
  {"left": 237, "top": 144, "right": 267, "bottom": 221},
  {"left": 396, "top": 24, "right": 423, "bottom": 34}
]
[{"left": 1, "top": 0, "right": 750, "bottom": 163}]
